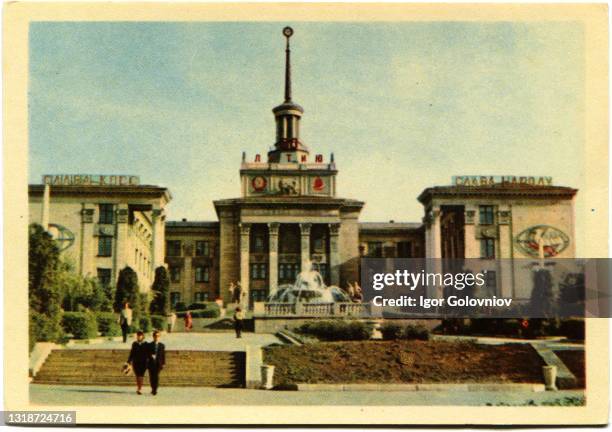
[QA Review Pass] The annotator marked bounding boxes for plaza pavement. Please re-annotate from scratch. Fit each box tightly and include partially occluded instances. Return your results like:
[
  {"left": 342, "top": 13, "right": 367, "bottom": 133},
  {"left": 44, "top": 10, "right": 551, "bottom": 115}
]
[
  {"left": 29, "top": 384, "right": 584, "bottom": 406},
  {"left": 66, "top": 332, "right": 282, "bottom": 351}
]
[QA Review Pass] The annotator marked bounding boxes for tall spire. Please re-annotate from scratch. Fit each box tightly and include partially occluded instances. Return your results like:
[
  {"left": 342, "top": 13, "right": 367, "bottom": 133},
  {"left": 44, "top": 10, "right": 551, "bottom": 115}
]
[{"left": 283, "top": 26, "right": 294, "bottom": 102}]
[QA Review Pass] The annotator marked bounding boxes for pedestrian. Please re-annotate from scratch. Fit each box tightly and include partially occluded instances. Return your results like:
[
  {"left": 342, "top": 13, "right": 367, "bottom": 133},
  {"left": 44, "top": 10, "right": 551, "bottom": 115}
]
[
  {"left": 234, "top": 282, "right": 242, "bottom": 304},
  {"left": 184, "top": 310, "right": 193, "bottom": 332},
  {"left": 167, "top": 311, "right": 176, "bottom": 333},
  {"left": 233, "top": 307, "right": 244, "bottom": 338},
  {"left": 127, "top": 331, "right": 148, "bottom": 395},
  {"left": 118, "top": 301, "right": 133, "bottom": 343},
  {"left": 147, "top": 330, "right": 166, "bottom": 396}
]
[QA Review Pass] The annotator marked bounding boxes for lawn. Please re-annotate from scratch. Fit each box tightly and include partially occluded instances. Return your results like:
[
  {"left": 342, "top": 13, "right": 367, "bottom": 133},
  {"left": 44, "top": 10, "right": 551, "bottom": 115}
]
[{"left": 264, "top": 340, "right": 545, "bottom": 385}]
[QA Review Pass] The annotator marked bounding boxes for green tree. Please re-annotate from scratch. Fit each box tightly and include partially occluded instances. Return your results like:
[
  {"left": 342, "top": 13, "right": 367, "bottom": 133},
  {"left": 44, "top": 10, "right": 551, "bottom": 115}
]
[
  {"left": 28, "top": 223, "right": 63, "bottom": 347},
  {"left": 149, "top": 266, "right": 170, "bottom": 315},
  {"left": 113, "top": 266, "right": 140, "bottom": 316}
]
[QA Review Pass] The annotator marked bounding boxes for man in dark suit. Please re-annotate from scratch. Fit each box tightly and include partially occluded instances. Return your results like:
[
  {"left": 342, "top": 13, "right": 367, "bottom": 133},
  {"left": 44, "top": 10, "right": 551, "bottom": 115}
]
[{"left": 147, "top": 330, "right": 165, "bottom": 395}]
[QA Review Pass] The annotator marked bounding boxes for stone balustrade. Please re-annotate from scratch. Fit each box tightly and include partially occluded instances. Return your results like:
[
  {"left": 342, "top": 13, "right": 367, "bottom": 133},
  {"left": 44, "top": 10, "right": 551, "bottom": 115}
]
[{"left": 263, "top": 302, "right": 373, "bottom": 317}]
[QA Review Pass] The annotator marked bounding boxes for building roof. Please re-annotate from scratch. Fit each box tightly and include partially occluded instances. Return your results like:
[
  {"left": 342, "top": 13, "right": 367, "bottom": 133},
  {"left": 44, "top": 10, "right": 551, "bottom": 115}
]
[
  {"left": 166, "top": 221, "right": 219, "bottom": 230},
  {"left": 29, "top": 184, "right": 172, "bottom": 202},
  {"left": 359, "top": 222, "right": 423, "bottom": 234},
  {"left": 418, "top": 184, "right": 578, "bottom": 204}
]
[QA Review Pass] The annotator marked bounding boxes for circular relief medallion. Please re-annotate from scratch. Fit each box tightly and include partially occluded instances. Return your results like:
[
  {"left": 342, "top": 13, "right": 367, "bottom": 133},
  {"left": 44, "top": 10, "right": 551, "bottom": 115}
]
[
  {"left": 251, "top": 176, "right": 267, "bottom": 192},
  {"left": 48, "top": 223, "right": 75, "bottom": 251},
  {"left": 312, "top": 176, "right": 325, "bottom": 192},
  {"left": 515, "top": 225, "right": 570, "bottom": 258}
]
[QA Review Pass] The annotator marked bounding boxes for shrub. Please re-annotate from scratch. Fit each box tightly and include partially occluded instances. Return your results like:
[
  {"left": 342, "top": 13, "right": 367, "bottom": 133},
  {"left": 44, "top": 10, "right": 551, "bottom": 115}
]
[
  {"left": 403, "top": 324, "right": 430, "bottom": 341},
  {"left": 174, "top": 302, "right": 187, "bottom": 312},
  {"left": 95, "top": 312, "right": 121, "bottom": 336},
  {"left": 380, "top": 324, "right": 403, "bottom": 340},
  {"left": 151, "top": 315, "right": 167, "bottom": 331},
  {"left": 176, "top": 307, "right": 220, "bottom": 319},
  {"left": 30, "top": 312, "right": 63, "bottom": 350},
  {"left": 62, "top": 311, "right": 98, "bottom": 339},
  {"left": 559, "top": 319, "right": 585, "bottom": 340},
  {"left": 188, "top": 302, "right": 209, "bottom": 310},
  {"left": 138, "top": 316, "right": 152, "bottom": 332},
  {"left": 298, "top": 320, "right": 372, "bottom": 341}
]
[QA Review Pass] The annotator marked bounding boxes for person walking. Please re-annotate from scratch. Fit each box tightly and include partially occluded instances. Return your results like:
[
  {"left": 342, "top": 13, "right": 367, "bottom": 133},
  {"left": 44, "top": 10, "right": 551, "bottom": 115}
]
[
  {"left": 127, "top": 331, "right": 148, "bottom": 395},
  {"left": 233, "top": 307, "right": 244, "bottom": 338},
  {"left": 167, "top": 312, "right": 176, "bottom": 333},
  {"left": 147, "top": 330, "right": 165, "bottom": 396},
  {"left": 119, "top": 302, "right": 133, "bottom": 343},
  {"left": 184, "top": 310, "right": 193, "bottom": 332}
]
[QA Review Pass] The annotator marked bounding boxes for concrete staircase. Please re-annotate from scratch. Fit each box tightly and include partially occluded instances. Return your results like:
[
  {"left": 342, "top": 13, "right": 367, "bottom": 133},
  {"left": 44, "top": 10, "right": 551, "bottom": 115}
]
[{"left": 33, "top": 349, "right": 245, "bottom": 387}]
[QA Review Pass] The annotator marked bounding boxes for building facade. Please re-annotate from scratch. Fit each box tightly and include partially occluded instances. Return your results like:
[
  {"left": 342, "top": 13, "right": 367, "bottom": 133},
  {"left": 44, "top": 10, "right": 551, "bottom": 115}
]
[
  {"left": 29, "top": 176, "right": 171, "bottom": 292},
  {"left": 28, "top": 30, "right": 578, "bottom": 309}
]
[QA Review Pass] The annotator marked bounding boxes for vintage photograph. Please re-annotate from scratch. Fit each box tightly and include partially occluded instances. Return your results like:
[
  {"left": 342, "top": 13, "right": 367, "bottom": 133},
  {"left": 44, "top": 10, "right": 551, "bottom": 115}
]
[{"left": 3, "top": 2, "right": 609, "bottom": 426}]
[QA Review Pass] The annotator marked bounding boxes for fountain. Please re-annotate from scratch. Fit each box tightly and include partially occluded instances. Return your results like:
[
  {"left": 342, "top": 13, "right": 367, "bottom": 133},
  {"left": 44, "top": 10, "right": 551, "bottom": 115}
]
[{"left": 267, "top": 261, "right": 351, "bottom": 304}]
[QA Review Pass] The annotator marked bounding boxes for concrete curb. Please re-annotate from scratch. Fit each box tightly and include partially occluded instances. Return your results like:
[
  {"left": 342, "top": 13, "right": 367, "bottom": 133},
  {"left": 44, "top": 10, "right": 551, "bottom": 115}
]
[
  {"left": 275, "top": 330, "right": 302, "bottom": 346},
  {"left": 296, "top": 383, "right": 545, "bottom": 392},
  {"left": 530, "top": 343, "right": 578, "bottom": 389},
  {"left": 245, "top": 346, "right": 263, "bottom": 389}
]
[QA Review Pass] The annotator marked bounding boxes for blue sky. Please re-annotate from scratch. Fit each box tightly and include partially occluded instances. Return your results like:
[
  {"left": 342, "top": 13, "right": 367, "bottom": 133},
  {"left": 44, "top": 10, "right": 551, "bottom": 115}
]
[{"left": 29, "top": 22, "right": 585, "bottom": 230}]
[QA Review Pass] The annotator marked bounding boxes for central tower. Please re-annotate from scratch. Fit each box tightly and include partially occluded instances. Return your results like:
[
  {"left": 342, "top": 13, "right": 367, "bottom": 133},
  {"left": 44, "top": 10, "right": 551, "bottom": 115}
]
[
  {"left": 215, "top": 27, "right": 363, "bottom": 309},
  {"left": 268, "top": 26, "right": 309, "bottom": 163}
]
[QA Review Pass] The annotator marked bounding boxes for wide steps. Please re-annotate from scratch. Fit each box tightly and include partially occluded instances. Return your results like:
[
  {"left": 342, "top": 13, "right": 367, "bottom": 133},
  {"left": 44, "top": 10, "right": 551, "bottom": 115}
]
[{"left": 33, "top": 349, "right": 245, "bottom": 387}]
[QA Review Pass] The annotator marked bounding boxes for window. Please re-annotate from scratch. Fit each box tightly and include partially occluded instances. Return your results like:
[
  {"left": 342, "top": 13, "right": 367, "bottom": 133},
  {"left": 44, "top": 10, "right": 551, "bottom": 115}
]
[
  {"left": 195, "top": 240, "right": 210, "bottom": 257},
  {"left": 98, "top": 236, "right": 112, "bottom": 257},
  {"left": 480, "top": 238, "right": 495, "bottom": 259},
  {"left": 317, "top": 263, "right": 328, "bottom": 281},
  {"left": 279, "top": 263, "right": 299, "bottom": 282},
  {"left": 250, "top": 289, "right": 267, "bottom": 303},
  {"left": 479, "top": 205, "right": 495, "bottom": 225},
  {"left": 98, "top": 204, "right": 114, "bottom": 224},
  {"left": 170, "top": 266, "right": 181, "bottom": 283},
  {"left": 397, "top": 241, "right": 413, "bottom": 258},
  {"left": 97, "top": 268, "right": 112, "bottom": 287},
  {"left": 367, "top": 242, "right": 383, "bottom": 258},
  {"left": 195, "top": 266, "right": 210, "bottom": 283},
  {"left": 166, "top": 240, "right": 182, "bottom": 257},
  {"left": 251, "top": 230, "right": 267, "bottom": 253},
  {"left": 194, "top": 292, "right": 209, "bottom": 302},
  {"left": 170, "top": 292, "right": 181, "bottom": 306},
  {"left": 250, "top": 263, "right": 268, "bottom": 280}
]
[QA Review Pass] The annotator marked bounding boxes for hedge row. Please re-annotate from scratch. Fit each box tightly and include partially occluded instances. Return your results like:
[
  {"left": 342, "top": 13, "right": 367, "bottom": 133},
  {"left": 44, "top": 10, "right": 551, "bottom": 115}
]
[
  {"left": 380, "top": 323, "right": 430, "bottom": 341},
  {"left": 440, "top": 318, "right": 585, "bottom": 340},
  {"left": 176, "top": 307, "right": 220, "bottom": 319},
  {"left": 60, "top": 311, "right": 165, "bottom": 340},
  {"left": 297, "top": 320, "right": 372, "bottom": 341}
]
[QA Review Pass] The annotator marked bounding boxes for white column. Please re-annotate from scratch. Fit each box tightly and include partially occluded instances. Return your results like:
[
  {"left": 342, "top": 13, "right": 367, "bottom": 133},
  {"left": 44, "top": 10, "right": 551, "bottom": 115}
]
[
  {"left": 268, "top": 222, "right": 279, "bottom": 295},
  {"left": 151, "top": 208, "right": 165, "bottom": 269},
  {"left": 498, "top": 208, "right": 514, "bottom": 297},
  {"left": 239, "top": 223, "right": 251, "bottom": 309},
  {"left": 329, "top": 223, "right": 340, "bottom": 286},
  {"left": 41, "top": 183, "right": 50, "bottom": 230},
  {"left": 300, "top": 223, "right": 311, "bottom": 272},
  {"left": 463, "top": 207, "right": 478, "bottom": 258},
  {"left": 113, "top": 204, "right": 129, "bottom": 284},
  {"left": 79, "top": 205, "right": 95, "bottom": 276}
]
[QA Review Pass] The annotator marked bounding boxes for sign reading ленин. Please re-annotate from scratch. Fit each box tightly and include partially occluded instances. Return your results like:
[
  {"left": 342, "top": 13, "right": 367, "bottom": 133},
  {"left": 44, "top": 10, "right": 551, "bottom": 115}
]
[
  {"left": 43, "top": 175, "right": 140, "bottom": 186},
  {"left": 453, "top": 175, "right": 553, "bottom": 187}
]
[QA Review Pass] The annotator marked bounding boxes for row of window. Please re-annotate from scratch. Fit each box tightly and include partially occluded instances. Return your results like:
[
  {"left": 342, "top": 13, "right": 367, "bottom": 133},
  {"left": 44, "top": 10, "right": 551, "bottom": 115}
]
[
  {"left": 366, "top": 241, "right": 413, "bottom": 258},
  {"left": 166, "top": 240, "right": 211, "bottom": 257},
  {"left": 169, "top": 266, "right": 210, "bottom": 283},
  {"left": 170, "top": 291, "right": 211, "bottom": 305}
]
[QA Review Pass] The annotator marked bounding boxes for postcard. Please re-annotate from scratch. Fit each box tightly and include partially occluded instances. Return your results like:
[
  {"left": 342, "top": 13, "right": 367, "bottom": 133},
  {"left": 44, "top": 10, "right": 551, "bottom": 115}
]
[{"left": 3, "top": 2, "right": 609, "bottom": 426}]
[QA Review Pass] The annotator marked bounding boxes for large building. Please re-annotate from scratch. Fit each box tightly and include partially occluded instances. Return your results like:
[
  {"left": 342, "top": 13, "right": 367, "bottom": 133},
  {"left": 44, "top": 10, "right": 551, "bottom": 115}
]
[
  {"left": 29, "top": 175, "right": 171, "bottom": 291},
  {"left": 28, "top": 28, "right": 578, "bottom": 309}
]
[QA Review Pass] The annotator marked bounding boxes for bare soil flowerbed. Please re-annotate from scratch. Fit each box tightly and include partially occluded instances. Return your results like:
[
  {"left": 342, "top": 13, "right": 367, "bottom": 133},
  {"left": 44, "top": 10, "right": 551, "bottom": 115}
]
[
  {"left": 554, "top": 350, "right": 585, "bottom": 388},
  {"left": 263, "top": 340, "right": 545, "bottom": 385}
]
